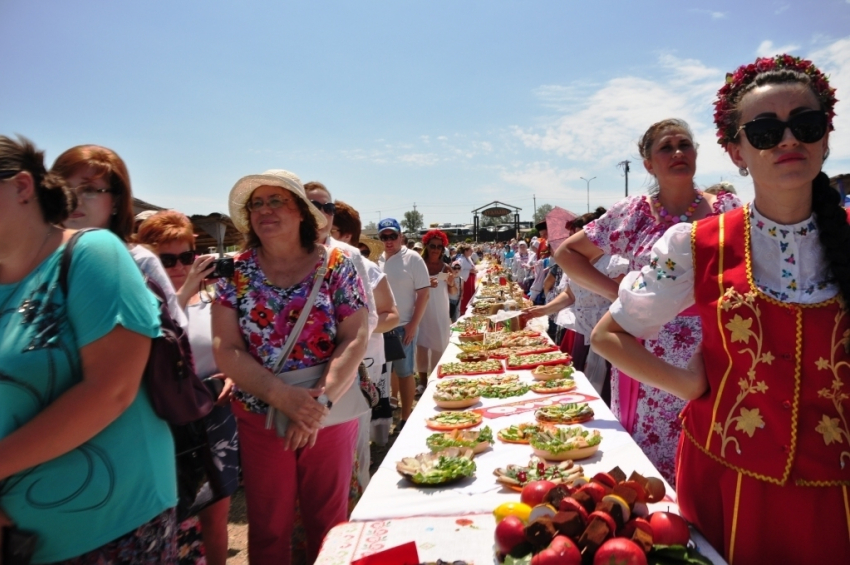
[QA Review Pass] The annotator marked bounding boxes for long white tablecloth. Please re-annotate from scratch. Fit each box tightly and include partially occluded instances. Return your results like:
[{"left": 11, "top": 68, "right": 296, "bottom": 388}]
[{"left": 319, "top": 271, "right": 727, "bottom": 564}]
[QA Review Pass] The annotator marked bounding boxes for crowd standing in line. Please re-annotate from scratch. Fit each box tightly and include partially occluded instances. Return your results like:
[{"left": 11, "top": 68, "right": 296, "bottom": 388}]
[{"left": 1, "top": 51, "right": 847, "bottom": 565}]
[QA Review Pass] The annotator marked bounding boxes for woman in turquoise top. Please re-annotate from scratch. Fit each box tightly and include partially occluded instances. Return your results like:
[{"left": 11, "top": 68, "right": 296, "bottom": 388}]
[{"left": 0, "top": 136, "right": 177, "bottom": 564}]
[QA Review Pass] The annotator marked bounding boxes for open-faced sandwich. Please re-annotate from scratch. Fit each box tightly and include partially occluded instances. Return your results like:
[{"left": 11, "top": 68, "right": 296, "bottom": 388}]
[
  {"left": 433, "top": 386, "right": 481, "bottom": 409},
  {"left": 529, "top": 426, "right": 602, "bottom": 461},
  {"left": 535, "top": 402, "right": 595, "bottom": 424},
  {"left": 426, "top": 426, "right": 493, "bottom": 454},
  {"left": 396, "top": 447, "right": 476, "bottom": 486},
  {"left": 438, "top": 359, "right": 504, "bottom": 378},
  {"left": 496, "top": 422, "right": 550, "bottom": 444},
  {"left": 478, "top": 380, "right": 529, "bottom": 399},
  {"left": 529, "top": 377, "right": 577, "bottom": 393},
  {"left": 425, "top": 410, "right": 483, "bottom": 431},
  {"left": 493, "top": 457, "right": 584, "bottom": 489},
  {"left": 531, "top": 363, "right": 576, "bottom": 381},
  {"left": 507, "top": 352, "right": 573, "bottom": 370}
]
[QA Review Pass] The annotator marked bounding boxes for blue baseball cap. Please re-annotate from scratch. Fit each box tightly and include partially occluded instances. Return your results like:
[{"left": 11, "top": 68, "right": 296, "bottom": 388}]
[{"left": 377, "top": 218, "right": 401, "bottom": 233}]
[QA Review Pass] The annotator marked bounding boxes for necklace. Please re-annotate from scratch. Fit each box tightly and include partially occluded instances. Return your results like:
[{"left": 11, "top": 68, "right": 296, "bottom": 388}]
[
  {"left": 0, "top": 227, "right": 56, "bottom": 315},
  {"left": 651, "top": 191, "right": 703, "bottom": 224}
]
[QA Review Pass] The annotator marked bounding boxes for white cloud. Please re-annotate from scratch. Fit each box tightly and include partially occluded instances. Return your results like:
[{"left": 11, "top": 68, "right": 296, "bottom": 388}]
[
  {"left": 690, "top": 9, "right": 727, "bottom": 19},
  {"left": 756, "top": 40, "right": 802, "bottom": 57},
  {"left": 809, "top": 37, "right": 850, "bottom": 161},
  {"left": 397, "top": 153, "right": 440, "bottom": 166},
  {"left": 775, "top": 3, "right": 790, "bottom": 14},
  {"left": 499, "top": 162, "right": 588, "bottom": 201}
]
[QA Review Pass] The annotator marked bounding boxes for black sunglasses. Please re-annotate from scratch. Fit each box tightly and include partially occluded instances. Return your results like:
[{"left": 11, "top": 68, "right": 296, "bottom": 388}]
[
  {"left": 452, "top": 265, "right": 461, "bottom": 270},
  {"left": 0, "top": 170, "right": 19, "bottom": 181},
  {"left": 737, "top": 110, "right": 828, "bottom": 150},
  {"left": 310, "top": 200, "right": 336, "bottom": 215},
  {"left": 427, "top": 243, "right": 444, "bottom": 250},
  {"left": 159, "top": 251, "right": 196, "bottom": 268},
  {"left": 379, "top": 232, "right": 399, "bottom": 241}
]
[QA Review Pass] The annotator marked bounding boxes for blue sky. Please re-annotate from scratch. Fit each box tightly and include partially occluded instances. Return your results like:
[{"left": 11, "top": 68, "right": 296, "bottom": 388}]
[{"left": 2, "top": 1, "right": 849, "bottom": 228}]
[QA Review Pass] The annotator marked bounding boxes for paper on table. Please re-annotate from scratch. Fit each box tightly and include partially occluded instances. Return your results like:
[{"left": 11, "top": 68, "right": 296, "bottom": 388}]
[{"left": 350, "top": 541, "right": 419, "bottom": 565}]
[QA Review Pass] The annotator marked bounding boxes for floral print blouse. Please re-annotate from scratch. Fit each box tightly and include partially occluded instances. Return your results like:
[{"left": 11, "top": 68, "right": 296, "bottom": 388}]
[{"left": 216, "top": 246, "right": 367, "bottom": 414}]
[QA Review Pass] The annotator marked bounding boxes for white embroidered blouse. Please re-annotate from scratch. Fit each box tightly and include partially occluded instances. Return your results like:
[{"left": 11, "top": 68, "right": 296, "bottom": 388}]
[{"left": 611, "top": 204, "right": 837, "bottom": 340}]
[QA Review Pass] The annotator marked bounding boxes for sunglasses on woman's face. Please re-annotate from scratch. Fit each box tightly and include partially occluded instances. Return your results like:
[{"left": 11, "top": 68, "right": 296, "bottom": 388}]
[
  {"left": 737, "top": 110, "right": 828, "bottom": 150},
  {"left": 247, "top": 195, "right": 292, "bottom": 212},
  {"left": 310, "top": 200, "right": 336, "bottom": 215},
  {"left": 452, "top": 266, "right": 461, "bottom": 270},
  {"left": 427, "top": 243, "right": 443, "bottom": 250},
  {"left": 159, "top": 251, "right": 196, "bottom": 268}
]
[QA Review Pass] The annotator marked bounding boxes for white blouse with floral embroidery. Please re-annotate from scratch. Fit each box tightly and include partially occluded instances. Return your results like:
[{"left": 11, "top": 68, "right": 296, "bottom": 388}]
[{"left": 611, "top": 204, "right": 837, "bottom": 339}]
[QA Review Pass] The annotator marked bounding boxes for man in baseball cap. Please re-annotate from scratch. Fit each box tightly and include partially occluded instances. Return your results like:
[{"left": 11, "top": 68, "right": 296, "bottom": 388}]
[{"left": 376, "top": 217, "right": 430, "bottom": 432}]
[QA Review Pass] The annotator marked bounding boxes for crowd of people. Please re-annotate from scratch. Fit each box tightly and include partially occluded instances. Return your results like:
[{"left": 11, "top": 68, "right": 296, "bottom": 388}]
[{"left": 0, "top": 52, "right": 847, "bottom": 565}]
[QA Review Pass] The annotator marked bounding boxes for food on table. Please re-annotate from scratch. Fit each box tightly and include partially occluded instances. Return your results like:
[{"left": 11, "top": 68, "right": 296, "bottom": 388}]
[
  {"left": 493, "top": 457, "right": 584, "bottom": 488},
  {"left": 426, "top": 426, "right": 493, "bottom": 454},
  {"left": 535, "top": 403, "right": 594, "bottom": 424},
  {"left": 438, "top": 359, "right": 504, "bottom": 377},
  {"left": 395, "top": 447, "right": 476, "bottom": 485},
  {"left": 497, "top": 422, "right": 550, "bottom": 444},
  {"left": 529, "top": 426, "right": 603, "bottom": 461},
  {"left": 458, "top": 330, "right": 485, "bottom": 343},
  {"left": 498, "top": 335, "right": 550, "bottom": 348},
  {"left": 486, "top": 344, "right": 560, "bottom": 359},
  {"left": 532, "top": 364, "right": 576, "bottom": 381},
  {"left": 479, "top": 380, "right": 529, "bottom": 399},
  {"left": 476, "top": 373, "right": 520, "bottom": 386},
  {"left": 493, "top": 501, "right": 533, "bottom": 524},
  {"left": 493, "top": 466, "right": 687, "bottom": 564},
  {"left": 529, "top": 377, "right": 577, "bottom": 393},
  {"left": 433, "top": 386, "right": 481, "bottom": 409},
  {"left": 520, "top": 480, "right": 557, "bottom": 507},
  {"left": 425, "top": 410, "right": 483, "bottom": 430},
  {"left": 456, "top": 350, "right": 489, "bottom": 362},
  {"left": 507, "top": 352, "right": 573, "bottom": 370}
]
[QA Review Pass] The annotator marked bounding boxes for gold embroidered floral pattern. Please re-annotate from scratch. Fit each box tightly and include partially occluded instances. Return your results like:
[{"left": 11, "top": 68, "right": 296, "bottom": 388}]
[
  {"left": 814, "top": 312, "right": 850, "bottom": 468},
  {"left": 715, "top": 287, "right": 772, "bottom": 456}
]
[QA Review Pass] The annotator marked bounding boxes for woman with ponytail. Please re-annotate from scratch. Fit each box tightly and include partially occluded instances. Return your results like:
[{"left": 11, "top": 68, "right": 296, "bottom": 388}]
[{"left": 592, "top": 55, "right": 849, "bottom": 563}]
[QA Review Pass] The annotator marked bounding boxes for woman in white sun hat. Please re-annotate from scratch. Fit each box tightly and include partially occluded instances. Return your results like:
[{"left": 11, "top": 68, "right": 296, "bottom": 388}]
[{"left": 211, "top": 169, "right": 369, "bottom": 565}]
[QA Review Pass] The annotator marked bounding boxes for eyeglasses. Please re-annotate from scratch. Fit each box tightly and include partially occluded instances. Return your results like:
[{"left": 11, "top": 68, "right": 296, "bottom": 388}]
[
  {"left": 427, "top": 243, "right": 444, "bottom": 250},
  {"left": 0, "top": 170, "right": 19, "bottom": 181},
  {"left": 452, "top": 266, "right": 461, "bottom": 270},
  {"left": 73, "top": 185, "right": 114, "bottom": 200},
  {"left": 379, "top": 232, "right": 399, "bottom": 241},
  {"left": 246, "top": 195, "right": 292, "bottom": 212},
  {"left": 159, "top": 251, "right": 197, "bottom": 268},
  {"left": 737, "top": 110, "right": 828, "bottom": 150},
  {"left": 310, "top": 200, "right": 336, "bottom": 215}
]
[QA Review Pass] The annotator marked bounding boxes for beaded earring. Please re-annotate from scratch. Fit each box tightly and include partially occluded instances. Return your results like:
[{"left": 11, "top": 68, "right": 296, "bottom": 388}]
[{"left": 738, "top": 167, "right": 749, "bottom": 177}]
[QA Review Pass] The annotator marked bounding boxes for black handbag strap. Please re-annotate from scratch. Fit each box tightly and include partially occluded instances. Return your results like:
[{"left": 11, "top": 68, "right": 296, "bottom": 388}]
[{"left": 58, "top": 228, "right": 99, "bottom": 296}]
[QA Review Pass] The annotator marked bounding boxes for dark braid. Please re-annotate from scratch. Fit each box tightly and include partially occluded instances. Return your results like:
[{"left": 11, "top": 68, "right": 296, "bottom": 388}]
[{"left": 812, "top": 171, "right": 850, "bottom": 313}]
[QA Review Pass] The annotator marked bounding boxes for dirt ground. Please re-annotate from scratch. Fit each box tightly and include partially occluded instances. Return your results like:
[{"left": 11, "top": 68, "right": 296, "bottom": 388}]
[{"left": 225, "top": 408, "right": 404, "bottom": 564}]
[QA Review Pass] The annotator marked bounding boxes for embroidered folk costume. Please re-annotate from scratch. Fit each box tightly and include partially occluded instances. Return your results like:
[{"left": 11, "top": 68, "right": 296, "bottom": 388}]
[{"left": 613, "top": 205, "right": 850, "bottom": 563}]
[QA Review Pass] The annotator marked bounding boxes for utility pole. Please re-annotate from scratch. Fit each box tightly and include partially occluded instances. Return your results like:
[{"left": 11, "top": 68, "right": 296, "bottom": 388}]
[
  {"left": 618, "top": 160, "right": 631, "bottom": 197},
  {"left": 533, "top": 194, "right": 537, "bottom": 222},
  {"left": 580, "top": 177, "right": 596, "bottom": 213}
]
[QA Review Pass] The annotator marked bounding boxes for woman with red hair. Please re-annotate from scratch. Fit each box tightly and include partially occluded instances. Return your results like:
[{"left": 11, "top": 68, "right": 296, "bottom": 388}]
[{"left": 415, "top": 230, "right": 453, "bottom": 390}]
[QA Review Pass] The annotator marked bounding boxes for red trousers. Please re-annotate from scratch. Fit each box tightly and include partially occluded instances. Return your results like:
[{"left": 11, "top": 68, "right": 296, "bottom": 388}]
[
  {"left": 460, "top": 275, "right": 476, "bottom": 315},
  {"left": 233, "top": 402, "right": 358, "bottom": 565}
]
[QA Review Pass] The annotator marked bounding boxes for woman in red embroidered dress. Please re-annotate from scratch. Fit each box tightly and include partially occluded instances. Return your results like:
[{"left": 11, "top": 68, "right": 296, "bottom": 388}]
[
  {"left": 555, "top": 119, "right": 740, "bottom": 484},
  {"left": 592, "top": 55, "right": 850, "bottom": 563}
]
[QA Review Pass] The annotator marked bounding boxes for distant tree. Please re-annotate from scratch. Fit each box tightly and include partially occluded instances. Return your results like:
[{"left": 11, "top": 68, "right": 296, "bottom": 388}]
[
  {"left": 364, "top": 220, "right": 377, "bottom": 230},
  {"left": 534, "top": 204, "right": 554, "bottom": 224},
  {"left": 402, "top": 210, "right": 424, "bottom": 233}
]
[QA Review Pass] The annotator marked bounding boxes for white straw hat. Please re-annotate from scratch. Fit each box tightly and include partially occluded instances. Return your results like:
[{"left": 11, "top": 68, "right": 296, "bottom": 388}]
[{"left": 228, "top": 169, "right": 327, "bottom": 234}]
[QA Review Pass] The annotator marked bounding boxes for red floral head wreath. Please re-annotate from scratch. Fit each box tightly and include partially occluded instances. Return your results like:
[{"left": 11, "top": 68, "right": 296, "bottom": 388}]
[
  {"left": 422, "top": 229, "right": 449, "bottom": 248},
  {"left": 713, "top": 54, "right": 838, "bottom": 147}
]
